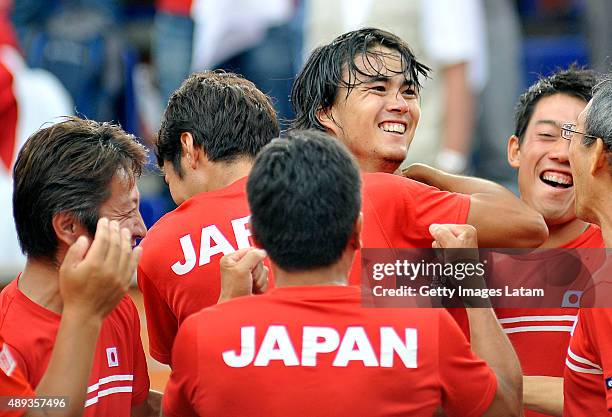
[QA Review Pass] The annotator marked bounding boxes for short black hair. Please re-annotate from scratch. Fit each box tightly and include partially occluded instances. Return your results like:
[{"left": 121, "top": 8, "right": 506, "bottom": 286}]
[
  {"left": 514, "top": 65, "right": 598, "bottom": 144},
  {"left": 290, "top": 27, "right": 430, "bottom": 131},
  {"left": 247, "top": 130, "right": 362, "bottom": 271},
  {"left": 157, "top": 71, "right": 280, "bottom": 176},
  {"left": 13, "top": 117, "right": 147, "bottom": 260}
]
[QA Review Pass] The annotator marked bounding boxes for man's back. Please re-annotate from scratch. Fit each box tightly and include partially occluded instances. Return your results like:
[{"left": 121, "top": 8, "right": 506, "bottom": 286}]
[
  {"left": 138, "top": 177, "right": 251, "bottom": 364},
  {"left": 163, "top": 285, "right": 497, "bottom": 417},
  {"left": 139, "top": 172, "right": 471, "bottom": 364}
]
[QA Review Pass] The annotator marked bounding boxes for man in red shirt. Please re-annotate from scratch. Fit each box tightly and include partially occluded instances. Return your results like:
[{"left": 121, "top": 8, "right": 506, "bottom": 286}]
[
  {"left": 137, "top": 72, "right": 278, "bottom": 365},
  {"left": 292, "top": 28, "right": 547, "bottom": 250},
  {"left": 562, "top": 75, "right": 612, "bottom": 416},
  {"left": 163, "top": 129, "right": 522, "bottom": 417},
  {"left": 140, "top": 62, "right": 545, "bottom": 369},
  {"left": 0, "top": 117, "right": 159, "bottom": 416},
  {"left": 1, "top": 219, "right": 142, "bottom": 417},
  {"left": 490, "top": 67, "right": 603, "bottom": 417}
]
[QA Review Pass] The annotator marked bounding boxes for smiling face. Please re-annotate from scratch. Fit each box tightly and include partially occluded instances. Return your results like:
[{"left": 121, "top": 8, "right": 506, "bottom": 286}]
[
  {"left": 318, "top": 45, "right": 421, "bottom": 173},
  {"left": 508, "top": 93, "right": 587, "bottom": 226},
  {"left": 97, "top": 172, "right": 147, "bottom": 246}
]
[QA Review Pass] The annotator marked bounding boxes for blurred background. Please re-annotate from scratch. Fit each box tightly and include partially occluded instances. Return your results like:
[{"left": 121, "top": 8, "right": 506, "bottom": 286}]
[{"left": 0, "top": 0, "right": 611, "bottom": 283}]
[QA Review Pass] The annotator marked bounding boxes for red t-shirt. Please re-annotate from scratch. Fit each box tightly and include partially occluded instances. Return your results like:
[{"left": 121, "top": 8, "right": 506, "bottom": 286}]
[
  {"left": 351, "top": 173, "right": 471, "bottom": 285},
  {"left": 138, "top": 173, "right": 470, "bottom": 365},
  {"left": 0, "top": 334, "right": 33, "bottom": 417},
  {"left": 138, "top": 177, "right": 253, "bottom": 365},
  {"left": 564, "top": 307, "right": 612, "bottom": 417},
  {"left": 493, "top": 225, "right": 604, "bottom": 417},
  {"left": 163, "top": 285, "right": 497, "bottom": 417},
  {"left": 0, "top": 279, "right": 150, "bottom": 416}
]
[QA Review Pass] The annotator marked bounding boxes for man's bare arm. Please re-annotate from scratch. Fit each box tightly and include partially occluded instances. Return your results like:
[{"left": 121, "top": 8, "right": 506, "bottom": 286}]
[
  {"left": 405, "top": 164, "right": 548, "bottom": 247},
  {"left": 523, "top": 376, "right": 563, "bottom": 416},
  {"left": 431, "top": 224, "right": 523, "bottom": 417}
]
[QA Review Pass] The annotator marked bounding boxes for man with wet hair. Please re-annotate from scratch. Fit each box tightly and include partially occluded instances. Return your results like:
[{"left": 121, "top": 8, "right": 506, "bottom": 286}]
[
  {"left": 0, "top": 117, "right": 159, "bottom": 416},
  {"left": 291, "top": 28, "right": 547, "bottom": 256},
  {"left": 162, "top": 130, "right": 522, "bottom": 417}
]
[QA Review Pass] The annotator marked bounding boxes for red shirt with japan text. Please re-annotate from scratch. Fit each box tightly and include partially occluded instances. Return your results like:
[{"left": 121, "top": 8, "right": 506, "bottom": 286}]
[{"left": 163, "top": 285, "right": 497, "bottom": 417}]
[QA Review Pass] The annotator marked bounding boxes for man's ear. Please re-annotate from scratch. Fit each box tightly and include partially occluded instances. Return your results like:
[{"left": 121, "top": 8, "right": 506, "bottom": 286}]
[
  {"left": 507, "top": 135, "right": 521, "bottom": 168},
  {"left": 180, "top": 132, "right": 201, "bottom": 170},
  {"left": 589, "top": 138, "right": 608, "bottom": 176},
  {"left": 51, "top": 212, "right": 88, "bottom": 247},
  {"left": 348, "top": 213, "right": 363, "bottom": 250},
  {"left": 316, "top": 107, "right": 338, "bottom": 134}
]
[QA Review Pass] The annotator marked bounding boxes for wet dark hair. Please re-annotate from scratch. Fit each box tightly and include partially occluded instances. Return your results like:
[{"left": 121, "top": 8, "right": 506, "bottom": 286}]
[
  {"left": 247, "top": 129, "right": 362, "bottom": 271},
  {"left": 514, "top": 65, "right": 598, "bottom": 144},
  {"left": 157, "top": 71, "right": 279, "bottom": 177},
  {"left": 13, "top": 117, "right": 147, "bottom": 260},
  {"left": 291, "top": 27, "right": 430, "bottom": 131}
]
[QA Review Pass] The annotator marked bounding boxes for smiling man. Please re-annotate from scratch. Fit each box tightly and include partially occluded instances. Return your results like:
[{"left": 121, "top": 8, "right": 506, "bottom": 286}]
[
  {"left": 489, "top": 67, "right": 603, "bottom": 417},
  {"left": 292, "top": 27, "right": 547, "bottom": 252},
  {"left": 0, "top": 117, "right": 159, "bottom": 416}
]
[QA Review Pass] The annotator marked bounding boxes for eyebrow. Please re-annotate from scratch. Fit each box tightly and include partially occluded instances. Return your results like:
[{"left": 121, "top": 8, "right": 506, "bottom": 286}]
[
  {"left": 534, "top": 120, "right": 561, "bottom": 128},
  {"left": 362, "top": 75, "right": 415, "bottom": 88}
]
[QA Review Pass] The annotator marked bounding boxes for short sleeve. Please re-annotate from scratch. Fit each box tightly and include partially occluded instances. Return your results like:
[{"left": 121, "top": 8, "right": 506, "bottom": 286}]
[
  {"left": 137, "top": 264, "right": 178, "bottom": 365},
  {"left": 587, "top": 309, "right": 612, "bottom": 411},
  {"left": 0, "top": 340, "right": 34, "bottom": 417},
  {"left": 163, "top": 316, "right": 200, "bottom": 417},
  {"left": 127, "top": 299, "right": 150, "bottom": 406},
  {"left": 438, "top": 311, "right": 497, "bottom": 417},
  {"left": 404, "top": 180, "right": 471, "bottom": 245}
]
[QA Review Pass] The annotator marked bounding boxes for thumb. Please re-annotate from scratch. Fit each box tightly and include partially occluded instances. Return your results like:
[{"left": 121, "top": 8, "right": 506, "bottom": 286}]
[
  {"left": 62, "top": 236, "right": 90, "bottom": 270},
  {"left": 235, "top": 248, "right": 268, "bottom": 272},
  {"left": 429, "top": 225, "right": 455, "bottom": 245}
]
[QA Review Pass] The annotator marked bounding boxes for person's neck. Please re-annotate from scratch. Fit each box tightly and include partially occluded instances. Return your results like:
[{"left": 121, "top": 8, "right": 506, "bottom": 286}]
[
  {"left": 540, "top": 218, "right": 590, "bottom": 248},
  {"left": 593, "top": 207, "right": 612, "bottom": 248},
  {"left": 18, "top": 257, "right": 63, "bottom": 314},
  {"left": 273, "top": 262, "right": 350, "bottom": 288},
  {"left": 204, "top": 158, "right": 252, "bottom": 192},
  {"left": 358, "top": 159, "right": 398, "bottom": 174}
]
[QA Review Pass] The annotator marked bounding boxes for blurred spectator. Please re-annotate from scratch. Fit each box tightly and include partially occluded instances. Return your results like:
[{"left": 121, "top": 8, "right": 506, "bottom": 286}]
[
  {"left": 304, "top": 0, "right": 487, "bottom": 174},
  {"left": 0, "top": 46, "right": 73, "bottom": 282},
  {"left": 472, "top": 0, "right": 522, "bottom": 190},
  {"left": 584, "top": 0, "right": 612, "bottom": 72},
  {"left": 11, "top": 0, "right": 125, "bottom": 122},
  {"left": 190, "top": 0, "right": 303, "bottom": 125},
  {"left": 153, "top": 0, "right": 193, "bottom": 107}
]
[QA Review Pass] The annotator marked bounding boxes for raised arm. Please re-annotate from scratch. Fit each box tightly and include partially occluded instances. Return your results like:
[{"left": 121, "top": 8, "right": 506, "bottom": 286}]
[
  {"left": 405, "top": 164, "right": 548, "bottom": 247},
  {"left": 523, "top": 376, "right": 563, "bottom": 416},
  {"left": 430, "top": 224, "right": 523, "bottom": 417},
  {"left": 29, "top": 218, "right": 141, "bottom": 417}
]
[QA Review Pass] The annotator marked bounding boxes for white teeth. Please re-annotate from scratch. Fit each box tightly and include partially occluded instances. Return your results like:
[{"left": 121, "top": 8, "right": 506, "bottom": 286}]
[
  {"left": 380, "top": 122, "right": 406, "bottom": 134},
  {"left": 542, "top": 172, "right": 573, "bottom": 186}
]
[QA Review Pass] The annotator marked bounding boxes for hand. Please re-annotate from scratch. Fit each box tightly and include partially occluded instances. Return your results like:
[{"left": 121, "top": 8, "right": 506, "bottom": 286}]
[
  {"left": 399, "top": 163, "right": 430, "bottom": 182},
  {"left": 59, "top": 218, "right": 142, "bottom": 319},
  {"left": 429, "top": 223, "right": 478, "bottom": 249},
  {"left": 218, "top": 248, "right": 268, "bottom": 303}
]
